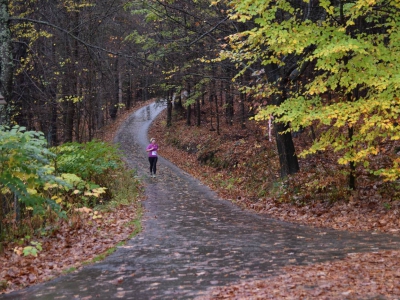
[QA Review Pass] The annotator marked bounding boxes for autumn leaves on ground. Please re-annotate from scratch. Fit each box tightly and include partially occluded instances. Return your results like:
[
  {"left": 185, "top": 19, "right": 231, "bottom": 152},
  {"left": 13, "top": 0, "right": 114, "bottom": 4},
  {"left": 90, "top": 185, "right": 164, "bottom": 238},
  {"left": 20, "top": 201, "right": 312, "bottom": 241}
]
[
  {"left": 149, "top": 103, "right": 400, "bottom": 299},
  {"left": 0, "top": 103, "right": 149, "bottom": 295},
  {"left": 1, "top": 101, "right": 400, "bottom": 298},
  {"left": 150, "top": 107, "right": 400, "bottom": 235}
]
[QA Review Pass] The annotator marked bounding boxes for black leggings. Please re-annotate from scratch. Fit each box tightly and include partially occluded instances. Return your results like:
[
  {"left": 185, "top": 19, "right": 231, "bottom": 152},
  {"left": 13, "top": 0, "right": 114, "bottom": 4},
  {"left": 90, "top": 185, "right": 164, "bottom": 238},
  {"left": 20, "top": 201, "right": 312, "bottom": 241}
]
[{"left": 149, "top": 157, "right": 158, "bottom": 174}]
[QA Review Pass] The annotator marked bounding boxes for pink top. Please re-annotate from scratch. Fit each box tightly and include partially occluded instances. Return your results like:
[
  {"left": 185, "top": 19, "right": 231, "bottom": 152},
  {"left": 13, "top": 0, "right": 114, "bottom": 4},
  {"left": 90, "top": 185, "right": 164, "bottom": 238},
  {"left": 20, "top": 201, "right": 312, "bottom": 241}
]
[{"left": 146, "top": 143, "right": 159, "bottom": 157}]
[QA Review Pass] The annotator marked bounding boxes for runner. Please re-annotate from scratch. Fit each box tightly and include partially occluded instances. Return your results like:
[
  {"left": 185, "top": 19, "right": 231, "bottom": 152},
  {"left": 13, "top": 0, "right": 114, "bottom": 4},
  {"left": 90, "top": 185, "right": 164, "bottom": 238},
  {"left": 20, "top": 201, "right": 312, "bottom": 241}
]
[{"left": 146, "top": 137, "right": 158, "bottom": 177}]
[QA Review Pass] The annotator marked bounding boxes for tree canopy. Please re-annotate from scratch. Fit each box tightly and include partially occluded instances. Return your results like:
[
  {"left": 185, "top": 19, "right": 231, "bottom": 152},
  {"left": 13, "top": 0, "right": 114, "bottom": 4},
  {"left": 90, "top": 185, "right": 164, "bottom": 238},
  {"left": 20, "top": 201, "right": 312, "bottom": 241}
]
[
  {"left": 1, "top": 0, "right": 400, "bottom": 184},
  {"left": 221, "top": 0, "right": 400, "bottom": 185}
]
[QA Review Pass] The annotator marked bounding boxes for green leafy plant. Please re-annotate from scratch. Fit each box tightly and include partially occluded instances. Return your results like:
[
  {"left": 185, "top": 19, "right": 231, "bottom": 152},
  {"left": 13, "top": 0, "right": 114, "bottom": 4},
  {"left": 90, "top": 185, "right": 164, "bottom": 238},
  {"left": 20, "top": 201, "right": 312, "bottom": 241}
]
[
  {"left": 0, "top": 127, "right": 126, "bottom": 243},
  {"left": 0, "top": 125, "right": 68, "bottom": 242},
  {"left": 51, "top": 172, "right": 107, "bottom": 208},
  {"left": 22, "top": 241, "right": 42, "bottom": 257},
  {"left": 383, "top": 202, "right": 392, "bottom": 210},
  {"left": 51, "top": 140, "right": 122, "bottom": 201}
]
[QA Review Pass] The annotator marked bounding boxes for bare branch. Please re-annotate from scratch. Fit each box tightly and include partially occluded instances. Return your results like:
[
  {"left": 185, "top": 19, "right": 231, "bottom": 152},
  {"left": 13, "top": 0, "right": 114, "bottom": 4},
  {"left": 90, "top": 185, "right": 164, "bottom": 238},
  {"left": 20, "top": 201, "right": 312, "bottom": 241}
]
[
  {"left": 188, "top": 16, "right": 229, "bottom": 47},
  {"left": 10, "top": 17, "right": 144, "bottom": 62}
]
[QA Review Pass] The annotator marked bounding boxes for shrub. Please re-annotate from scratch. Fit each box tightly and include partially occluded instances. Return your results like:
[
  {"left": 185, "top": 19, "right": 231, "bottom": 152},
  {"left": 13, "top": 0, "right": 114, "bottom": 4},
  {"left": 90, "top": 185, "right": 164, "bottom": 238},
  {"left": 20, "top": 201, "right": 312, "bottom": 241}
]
[
  {"left": 0, "top": 126, "right": 67, "bottom": 242},
  {"left": 51, "top": 140, "right": 123, "bottom": 202},
  {"left": 52, "top": 140, "right": 122, "bottom": 182}
]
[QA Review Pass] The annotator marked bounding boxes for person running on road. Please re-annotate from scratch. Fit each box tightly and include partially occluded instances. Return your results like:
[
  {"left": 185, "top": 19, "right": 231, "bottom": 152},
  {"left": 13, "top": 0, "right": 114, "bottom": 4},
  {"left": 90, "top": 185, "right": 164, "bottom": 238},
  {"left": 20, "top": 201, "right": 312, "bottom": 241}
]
[{"left": 146, "top": 138, "right": 158, "bottom": 177}]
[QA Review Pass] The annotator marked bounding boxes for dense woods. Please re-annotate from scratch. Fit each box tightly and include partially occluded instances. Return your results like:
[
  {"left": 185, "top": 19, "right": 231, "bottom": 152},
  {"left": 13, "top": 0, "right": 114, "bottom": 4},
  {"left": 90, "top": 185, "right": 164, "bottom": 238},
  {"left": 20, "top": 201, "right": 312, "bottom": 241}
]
[
  {"left": 1, "top": 0, "right": 400, "bottom": 291},
  {"left": 7, "top": 0, "right": 149, "bottom": 144},
  {"left": 0, "top": 0, "right": 400, "bottom": 296}
]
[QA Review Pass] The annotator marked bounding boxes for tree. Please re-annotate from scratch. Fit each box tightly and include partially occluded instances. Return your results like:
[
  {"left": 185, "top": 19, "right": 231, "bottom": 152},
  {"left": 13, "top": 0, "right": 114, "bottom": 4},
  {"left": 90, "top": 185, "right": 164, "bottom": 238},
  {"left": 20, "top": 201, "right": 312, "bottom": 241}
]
[
  {"left": 5, "top": 0, "right": 145, "bottom": 144},
  {"left": 219, "top": 0, "right": 301, "bottom": 178},
  {"left": 125, "top": 0, "right": 240, "bottom": 128},
  {"left": 0, "top": 0, "right": 13, "bottom": 103},
  {"left": 223, "top": 0, "right": 400, "bottom": 186}
]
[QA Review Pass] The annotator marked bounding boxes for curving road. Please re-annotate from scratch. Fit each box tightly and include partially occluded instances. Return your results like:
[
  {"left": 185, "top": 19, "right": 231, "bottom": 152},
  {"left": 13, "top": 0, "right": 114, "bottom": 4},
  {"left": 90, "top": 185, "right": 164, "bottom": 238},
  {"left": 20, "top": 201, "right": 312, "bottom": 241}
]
[{"left": 2, "top": 102, "right": 400, "bottom": 300}]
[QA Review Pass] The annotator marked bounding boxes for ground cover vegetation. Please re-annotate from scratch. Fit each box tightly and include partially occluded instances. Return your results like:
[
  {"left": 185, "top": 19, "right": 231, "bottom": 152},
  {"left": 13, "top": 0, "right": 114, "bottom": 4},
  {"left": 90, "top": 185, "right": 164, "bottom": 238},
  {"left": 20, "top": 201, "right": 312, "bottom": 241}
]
[
  {"left": 0, "top": 119, "right": 144, "bottom": 294},
  {"left": 1, "top": 0, "right": 400, "bottom": 298}
]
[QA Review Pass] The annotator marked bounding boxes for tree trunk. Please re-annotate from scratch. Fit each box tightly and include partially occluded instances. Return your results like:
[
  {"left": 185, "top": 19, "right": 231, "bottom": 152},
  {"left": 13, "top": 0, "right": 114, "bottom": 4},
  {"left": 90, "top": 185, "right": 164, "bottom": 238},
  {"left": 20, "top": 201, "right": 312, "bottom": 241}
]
[
  {"left": 174, "top": 92, "right": 184, "bottom": 113},
  {"left": 127, "top": 74, "right": 133, "bottom": 110},
  {"left": 240, "top": 92, "right": 246, "bottom": 129},
  {"left": 209, "top": 93, "right": 215, "bottom": 131},
  {"left": 63, "top": 100, "right": 75, "bottom": 142},
  {"left": 210, "top": 78, "right": 219, "bottom": 135},
  {"left": 186, "top": 83, "right": 191, "bottom": 126},
  {"left": 196, "top": 96, "right": 201, "bottom": 127},
  {"left": 201, "top": 85, "right": 205, "bottom": 105},
  {"left": 265, "top": 63, "right": 300, "bottom": 178},
  {"left": 109, "top": 58, "right": 119, "bottom": 121},
  {"left": 225, "top": 84, "right": 234, "bottom": 126},
  {"left": 274, "top": 121, "right": 299, "bottom": 178},
  {"left": 118, "top": 70, "right": 123, "bottom": 111},
  {"left": 272, "top": 90, "right": 300, "bottom": 178},
  {"left": 75, "top": 80, "right": 81, "bottom": 142},
  {"left": 49, "top": 99, "right": 58, "bottom": 146},
  {"left": 61, "top": 57, "right": 75, "bottom": 143},
  {"left": 348, "top": 125, "right": 356, "bottom": 190},
  {"left": 97, "top": 72, "right": 105, "bottom": 130},
  {"left": 347, "top": 84, "right": 361, "bottom": 190},
  {"left": 0, "top": 0, "right": 13, "bottom": 117},
  {"left": 167, "top": 90, "right": 172, "bottom": 127},
  {"left": 214, "top": 94, "right": 220, "bottom": 135}
]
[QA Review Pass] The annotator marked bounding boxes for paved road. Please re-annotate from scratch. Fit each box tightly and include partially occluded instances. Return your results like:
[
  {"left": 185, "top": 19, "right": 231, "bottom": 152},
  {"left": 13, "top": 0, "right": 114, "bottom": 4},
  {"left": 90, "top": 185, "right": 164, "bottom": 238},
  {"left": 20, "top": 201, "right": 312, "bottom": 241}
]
[{"left": 2, "top": 101, "right": 400, "bottom": 300}]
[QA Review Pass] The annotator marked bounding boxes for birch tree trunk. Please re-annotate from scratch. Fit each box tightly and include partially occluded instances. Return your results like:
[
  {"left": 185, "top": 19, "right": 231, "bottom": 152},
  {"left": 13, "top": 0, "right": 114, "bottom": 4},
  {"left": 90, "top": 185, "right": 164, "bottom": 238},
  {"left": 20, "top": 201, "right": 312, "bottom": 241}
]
[{"left": 0, "top": 0, "right": 13, "bottom": 101}]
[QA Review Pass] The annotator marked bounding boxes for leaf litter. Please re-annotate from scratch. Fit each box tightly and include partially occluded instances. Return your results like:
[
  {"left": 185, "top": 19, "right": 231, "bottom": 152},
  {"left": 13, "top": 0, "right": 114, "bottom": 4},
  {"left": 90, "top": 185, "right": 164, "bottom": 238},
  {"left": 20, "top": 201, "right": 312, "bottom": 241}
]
[
  {"left": 149, "top": 106, "right": 400, "bottom": 299},
  {"left": 2, "top": 100, "right": 400, "bottom": 298},
  {"left": 0, "top": 102, "right": 153, "bottom": 295},
  {"left": 0, "top": 203, "right": 140, "bottom": 294}
]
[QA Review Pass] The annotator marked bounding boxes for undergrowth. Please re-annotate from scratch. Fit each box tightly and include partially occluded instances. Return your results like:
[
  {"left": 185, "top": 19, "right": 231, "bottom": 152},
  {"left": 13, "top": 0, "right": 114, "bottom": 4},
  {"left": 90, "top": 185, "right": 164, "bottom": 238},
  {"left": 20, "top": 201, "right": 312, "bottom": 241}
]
[{"left": 149, "top": 106, "right": 400, "bottom": 211}]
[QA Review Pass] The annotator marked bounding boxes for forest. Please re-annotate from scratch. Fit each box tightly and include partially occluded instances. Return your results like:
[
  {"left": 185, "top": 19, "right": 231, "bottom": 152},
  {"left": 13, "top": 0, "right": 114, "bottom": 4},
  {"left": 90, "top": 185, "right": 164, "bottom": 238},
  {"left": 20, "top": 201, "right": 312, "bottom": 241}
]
[{"left": 1, "top": 0, "right": 400, "bottom": 295}]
